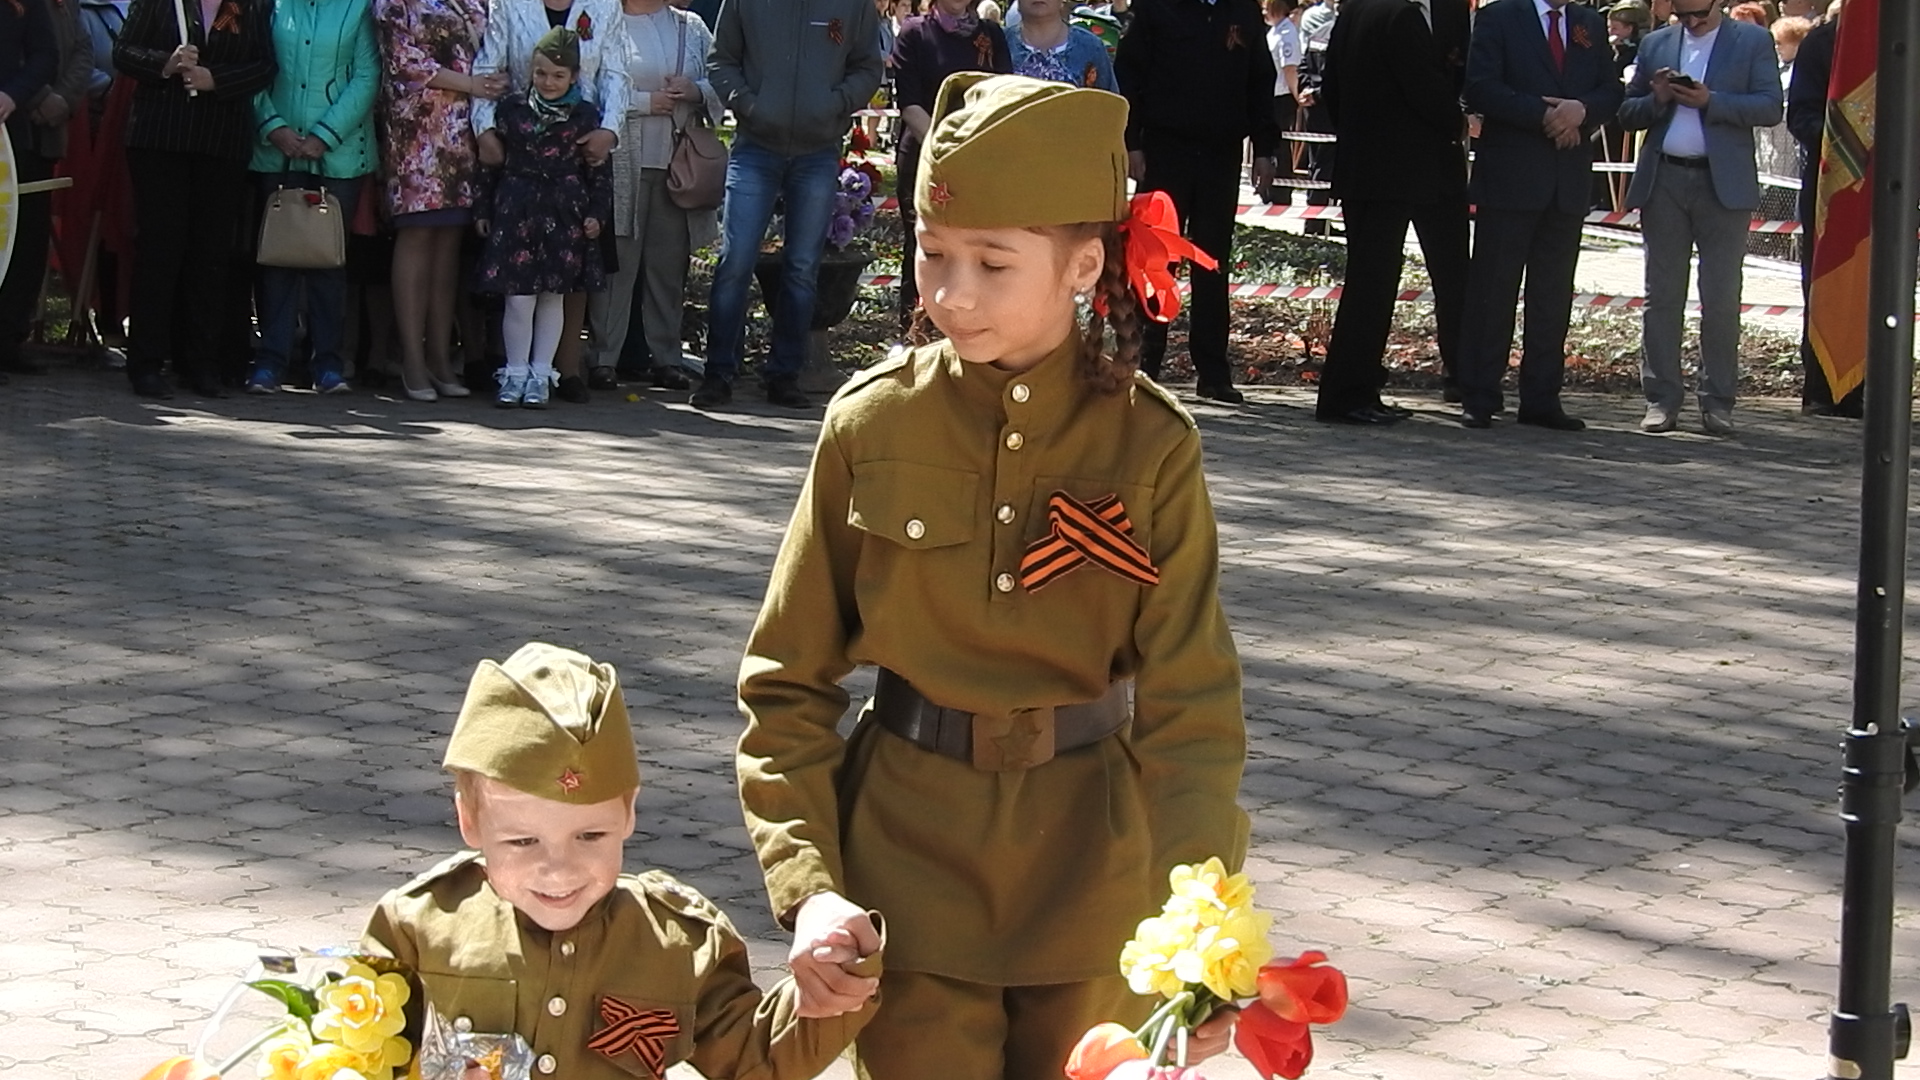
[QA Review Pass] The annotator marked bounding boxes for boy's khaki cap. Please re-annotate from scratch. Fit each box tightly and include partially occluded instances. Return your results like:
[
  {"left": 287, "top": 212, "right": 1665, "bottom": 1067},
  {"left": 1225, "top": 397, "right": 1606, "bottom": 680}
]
[
  {"left": 915, "top": 73, "right": 1129, "bottom": 229},
  {"left": 444, "top": 643, "right": 638, "bottom": 804}
]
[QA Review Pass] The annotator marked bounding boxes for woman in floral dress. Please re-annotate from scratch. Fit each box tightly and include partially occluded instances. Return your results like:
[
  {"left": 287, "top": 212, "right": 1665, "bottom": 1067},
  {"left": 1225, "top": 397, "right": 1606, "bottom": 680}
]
[{"left": 374, "top": 0, "right": 505, "bottom": 399}]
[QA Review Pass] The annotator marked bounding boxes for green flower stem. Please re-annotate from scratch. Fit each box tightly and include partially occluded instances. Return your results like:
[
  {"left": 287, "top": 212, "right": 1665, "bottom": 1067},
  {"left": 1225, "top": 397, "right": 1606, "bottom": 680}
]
[
  {"left": 1133, "top": 989, "right": 1195, "bottom": 1049},
  {"left": 1147, "top": 1011, "right": 1178, "bottom": 1067},
  {"left": 214, "top": 1019, "right": 299, "bottom": 1076}
]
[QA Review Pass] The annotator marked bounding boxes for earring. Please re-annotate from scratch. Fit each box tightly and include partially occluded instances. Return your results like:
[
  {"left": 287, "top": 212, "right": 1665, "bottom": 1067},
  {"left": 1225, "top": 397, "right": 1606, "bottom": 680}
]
[{"left": 1074, "top": 290, "right": 1093, "bottom": 322}]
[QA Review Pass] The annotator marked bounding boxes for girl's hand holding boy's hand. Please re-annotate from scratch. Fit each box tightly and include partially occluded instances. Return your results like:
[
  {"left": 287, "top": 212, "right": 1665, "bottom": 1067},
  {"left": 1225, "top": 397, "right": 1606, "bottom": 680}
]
[
  {"left": 584, "top": 218, "right": 601, "bottom": 239},
  {"left": 789, "top": 890, "right": 882, "bottom": 1018}
]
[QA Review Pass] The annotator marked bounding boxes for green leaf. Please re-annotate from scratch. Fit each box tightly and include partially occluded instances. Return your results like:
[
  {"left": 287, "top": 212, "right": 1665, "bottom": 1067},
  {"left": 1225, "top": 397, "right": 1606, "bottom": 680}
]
[{"left": 247, "top": 979, "right": 321, "bottom": 1025}]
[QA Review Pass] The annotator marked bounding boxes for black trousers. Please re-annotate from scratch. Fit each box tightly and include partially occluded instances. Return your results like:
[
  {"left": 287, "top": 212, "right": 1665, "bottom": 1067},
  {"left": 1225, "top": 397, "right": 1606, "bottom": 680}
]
[
  {"left": 126, "top": 148, "right": 250, "bottom": 385},
  {"left": 1137, "top": 131, "right": 1241, "bottom": 388},
  {"left": 1457, "top": 205, "right": 1584, "bottom": 417},
  {"left": 896, "top": 145, "right": 921, "bottom": 328},
  {"left": 1315, "top": 193, "right": 1469, "bottom": 416},
  {"left": 1265, "top": 96, "right": 1299, "bottom": 207},
  {"left": 0, "top": 145, "right": 53, "bottom": 363}
]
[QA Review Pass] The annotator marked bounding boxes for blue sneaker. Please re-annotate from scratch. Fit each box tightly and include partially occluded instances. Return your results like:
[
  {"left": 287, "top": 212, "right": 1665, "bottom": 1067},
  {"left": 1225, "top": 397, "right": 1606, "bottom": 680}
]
[
  {"left": 521, "top": 369, "right": 552, "bottom": 409},
  {"left": 496, "top": 368, "right": 527, "bottom": 408},
  {"left": 315, "top": 371, "right": 350, "bottom": 394},
  {"left": 245, "top": 368, "right": 279, "bottom": 394}
]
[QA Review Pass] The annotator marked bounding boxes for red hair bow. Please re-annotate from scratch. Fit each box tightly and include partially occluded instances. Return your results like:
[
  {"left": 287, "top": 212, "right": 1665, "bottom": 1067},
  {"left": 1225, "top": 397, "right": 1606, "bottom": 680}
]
[{"left": 1099, "top": 191, "right": 1219, "bottom": 324}]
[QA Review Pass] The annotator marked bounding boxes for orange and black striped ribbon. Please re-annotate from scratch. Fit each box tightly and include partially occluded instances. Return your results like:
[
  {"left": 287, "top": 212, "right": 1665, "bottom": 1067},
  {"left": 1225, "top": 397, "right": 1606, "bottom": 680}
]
[
  {"left": 588, "top": 996, "right": 679, "bottom": 1076},
  {"left": 1019, "top": 491, "right": 1159, "bottom": 591}
]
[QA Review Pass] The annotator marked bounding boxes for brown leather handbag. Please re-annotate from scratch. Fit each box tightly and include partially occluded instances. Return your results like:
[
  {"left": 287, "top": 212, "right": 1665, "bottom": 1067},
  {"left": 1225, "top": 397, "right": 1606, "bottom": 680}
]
[{"left": 664, "top": 16, "right": 727, "bottom": 211}]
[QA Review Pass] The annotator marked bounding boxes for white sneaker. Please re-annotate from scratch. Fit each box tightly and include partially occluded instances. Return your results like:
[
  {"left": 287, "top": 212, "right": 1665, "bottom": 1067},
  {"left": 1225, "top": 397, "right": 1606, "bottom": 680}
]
[
  {"left": 522, "top": 368, "right": 553, "bottom": 409},
  {"left": 1640, "top": 404, "right": 1677, "bottom": 433}
]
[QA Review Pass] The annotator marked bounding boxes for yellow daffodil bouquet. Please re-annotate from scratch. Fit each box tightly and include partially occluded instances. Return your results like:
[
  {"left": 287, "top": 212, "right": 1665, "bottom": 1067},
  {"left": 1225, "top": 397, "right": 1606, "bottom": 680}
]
[
  {"left": 1068, "top": 858, "right": 1349, "bottom": 1080},
  {"left": 138, "top": 952, "right": 419, "bottom": 1080}
]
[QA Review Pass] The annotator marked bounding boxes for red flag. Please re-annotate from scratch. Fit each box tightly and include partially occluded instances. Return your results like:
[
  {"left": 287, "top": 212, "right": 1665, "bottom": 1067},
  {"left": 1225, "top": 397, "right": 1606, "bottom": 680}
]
[{"left": 1807, "top": 0, "right": 1877, "bottom": 401}]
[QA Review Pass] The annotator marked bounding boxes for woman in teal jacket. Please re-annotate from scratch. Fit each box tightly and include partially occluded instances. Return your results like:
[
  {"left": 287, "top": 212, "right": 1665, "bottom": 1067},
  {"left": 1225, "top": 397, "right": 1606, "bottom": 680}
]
[{"left": 246, "top": 0, "right": 379, "bottom": 393}]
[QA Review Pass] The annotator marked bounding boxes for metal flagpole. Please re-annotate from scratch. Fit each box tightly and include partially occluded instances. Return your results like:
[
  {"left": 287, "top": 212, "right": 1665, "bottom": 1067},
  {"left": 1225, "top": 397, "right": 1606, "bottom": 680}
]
[{"left": 1828, "top": 0, "right": 1920, "bottom": 1075}]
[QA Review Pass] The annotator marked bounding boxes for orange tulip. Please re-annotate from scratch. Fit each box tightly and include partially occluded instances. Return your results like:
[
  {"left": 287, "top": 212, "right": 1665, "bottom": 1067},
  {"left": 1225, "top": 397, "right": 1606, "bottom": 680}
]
[
  {"left": 138, "top": 1057, "right": 221, "bottom": 1080},
  {"left": 1255, "top": 951, "right": 1348, "bottom": 1026},
  {"left": 1065, "top": 1022, "right": 1149, "bottom": 1080},
  {"left": 1233, "top": 1001, "right": 1314, "bottom": 1080}
]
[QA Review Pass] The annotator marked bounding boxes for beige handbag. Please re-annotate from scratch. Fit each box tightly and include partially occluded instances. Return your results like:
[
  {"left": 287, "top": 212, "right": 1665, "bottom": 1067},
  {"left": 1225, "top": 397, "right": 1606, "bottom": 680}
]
[
  {"left": 257, "top": 165, "right": 346, "bottom": 270},
  {"left": 664, "top": 16, "right": 728, "bottom": 212}
]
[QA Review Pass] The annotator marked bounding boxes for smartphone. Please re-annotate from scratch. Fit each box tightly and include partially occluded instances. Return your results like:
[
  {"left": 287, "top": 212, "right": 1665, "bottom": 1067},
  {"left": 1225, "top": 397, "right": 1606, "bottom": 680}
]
[{"left": 1669, "top": 72, "right": 1699, "bottom": 88}]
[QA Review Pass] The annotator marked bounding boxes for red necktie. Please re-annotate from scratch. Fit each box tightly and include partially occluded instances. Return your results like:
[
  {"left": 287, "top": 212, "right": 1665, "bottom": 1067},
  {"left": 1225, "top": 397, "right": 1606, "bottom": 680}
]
[{"left": 1546, "top": 8, "right": 1566, "bottom": 71}]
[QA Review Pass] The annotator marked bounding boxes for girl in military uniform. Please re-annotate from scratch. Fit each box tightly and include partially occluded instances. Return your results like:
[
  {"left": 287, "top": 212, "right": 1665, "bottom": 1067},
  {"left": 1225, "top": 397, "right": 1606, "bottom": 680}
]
[{"left": 736, "top": 73, "right": 1248, "bottom": 1080}]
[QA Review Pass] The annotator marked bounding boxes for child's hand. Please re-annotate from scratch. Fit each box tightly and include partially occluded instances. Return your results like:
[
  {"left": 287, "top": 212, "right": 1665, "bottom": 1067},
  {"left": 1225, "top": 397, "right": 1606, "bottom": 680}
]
[
  {"left": 1185, "top": 1004, "right": 1239, "bottom": 1063},
  {"left": 788, "top": 891, "right": 881, "bottom": 1018},
  {"left": 475, "top": 219, "right": 490, "bottom": 237},
  {"left": 584, "top": 218, "right": 601, "bottom": 239}
]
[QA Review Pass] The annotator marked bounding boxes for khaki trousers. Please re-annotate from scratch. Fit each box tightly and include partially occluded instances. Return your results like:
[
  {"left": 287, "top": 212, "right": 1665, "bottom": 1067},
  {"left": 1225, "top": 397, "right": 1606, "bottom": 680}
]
[
  {"left": 853, "top": 971, "right": 1148, "bottom": 1080},
  {"left": 589, "top": 167, "right": 693, "bottom": 372}
]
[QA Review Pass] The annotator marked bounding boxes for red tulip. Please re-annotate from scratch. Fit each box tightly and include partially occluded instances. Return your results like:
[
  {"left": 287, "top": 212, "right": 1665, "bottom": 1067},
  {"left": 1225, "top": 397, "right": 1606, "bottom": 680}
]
[
  {"left": 1065, "top": 1022, "right": 1149, "bottom": 1080},
  {"left": 1234, "top": 1001, "right": 1314, "bottom": 1080},
  {"left": 1256, "top": 951, "right": 1348, "bottom": 1026}
]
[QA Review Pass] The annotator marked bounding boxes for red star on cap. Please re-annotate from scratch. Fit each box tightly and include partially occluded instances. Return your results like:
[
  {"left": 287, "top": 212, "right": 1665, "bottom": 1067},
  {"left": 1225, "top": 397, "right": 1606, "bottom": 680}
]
[
  {"left": 557, "top": 768, "right": 583, "bottom": 793},
  {"left": 930, "top": 182, "right": 953, "bottom": 206}
]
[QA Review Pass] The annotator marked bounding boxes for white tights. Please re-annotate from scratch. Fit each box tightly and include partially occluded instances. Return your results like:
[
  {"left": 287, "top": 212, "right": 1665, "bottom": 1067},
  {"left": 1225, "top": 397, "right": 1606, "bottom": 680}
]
[{"left": 502, "top": 292, "right": 566, "bottom": 382}]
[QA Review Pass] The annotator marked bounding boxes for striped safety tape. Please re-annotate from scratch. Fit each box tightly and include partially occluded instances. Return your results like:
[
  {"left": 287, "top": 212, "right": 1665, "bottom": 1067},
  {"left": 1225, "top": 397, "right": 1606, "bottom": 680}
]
[{"left": 852, "top": 273, "right": 1804, "bottom": 316}]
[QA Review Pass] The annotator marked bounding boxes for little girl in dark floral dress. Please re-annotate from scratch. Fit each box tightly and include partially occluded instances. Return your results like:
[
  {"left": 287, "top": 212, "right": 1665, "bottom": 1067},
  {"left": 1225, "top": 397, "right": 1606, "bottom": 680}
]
[{"left": 474, "top": 28, "right": 613, "bottom": 408}]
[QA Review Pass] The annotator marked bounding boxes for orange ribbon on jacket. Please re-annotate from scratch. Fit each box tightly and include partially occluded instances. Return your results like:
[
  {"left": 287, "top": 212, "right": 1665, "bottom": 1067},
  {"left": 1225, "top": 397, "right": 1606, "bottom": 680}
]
[
  {"left": 1098, "top": 190, "right": 1221, "bottom": 325},
  {"left": 1020, "top": 492, "right": 1159, "bottom": 591},
  {"left": 588, "top": 997, "right": 680, "bottom": 1076}
]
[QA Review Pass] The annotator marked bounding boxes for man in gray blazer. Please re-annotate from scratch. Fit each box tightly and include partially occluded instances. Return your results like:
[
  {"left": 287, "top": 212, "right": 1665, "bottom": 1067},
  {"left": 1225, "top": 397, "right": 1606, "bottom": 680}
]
[{"left": 1618, "top": 0, "right": 1781, "bottom": 435}]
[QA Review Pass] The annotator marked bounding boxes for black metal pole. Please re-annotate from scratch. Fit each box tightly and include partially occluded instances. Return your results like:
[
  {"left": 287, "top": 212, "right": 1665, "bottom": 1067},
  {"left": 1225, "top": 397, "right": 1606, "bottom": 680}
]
[{"left": 1829, "top": 0, "right": 1920, "bottom": 1076}]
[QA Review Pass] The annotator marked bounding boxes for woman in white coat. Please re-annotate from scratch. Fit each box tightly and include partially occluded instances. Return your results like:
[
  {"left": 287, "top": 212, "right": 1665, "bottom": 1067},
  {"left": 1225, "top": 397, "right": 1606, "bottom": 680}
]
[
  {"left": 471, "top": 0, "right": 631, "bottom": 402},
  {"left": 585, "top": 0, "right": 718, "bottom": 390}
]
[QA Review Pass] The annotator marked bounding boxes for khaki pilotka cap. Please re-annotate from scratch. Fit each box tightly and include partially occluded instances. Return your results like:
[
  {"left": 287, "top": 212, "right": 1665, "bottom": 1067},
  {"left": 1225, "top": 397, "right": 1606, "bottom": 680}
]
[
  {"left": 444, "top": 643, "right": 640, "bottom": 804},
  {"left": 914, "top": 73, "right": 1130, "bottom": 229}
]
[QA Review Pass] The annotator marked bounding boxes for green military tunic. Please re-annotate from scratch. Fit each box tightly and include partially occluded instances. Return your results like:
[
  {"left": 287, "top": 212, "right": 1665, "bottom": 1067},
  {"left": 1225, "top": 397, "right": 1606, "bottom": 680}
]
[
  {"left": 362, "top": 852, "right": 878, "bottom": 1080},
  {"left": 737, "top": 333, "right": 1250, "bottom": 987}
]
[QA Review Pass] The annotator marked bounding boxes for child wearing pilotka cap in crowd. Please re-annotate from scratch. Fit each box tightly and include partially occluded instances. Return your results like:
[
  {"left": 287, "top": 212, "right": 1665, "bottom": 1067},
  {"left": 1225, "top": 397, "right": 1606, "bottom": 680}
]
[
  {"left": 361, "top": 642, "right": 883, "bottom": 1079},
  {"left": 473, "top": 30, "right": 613, "bottom": 409},
  {"left": 735, "top": 74, "right": 1247, "bottom": 1079}
]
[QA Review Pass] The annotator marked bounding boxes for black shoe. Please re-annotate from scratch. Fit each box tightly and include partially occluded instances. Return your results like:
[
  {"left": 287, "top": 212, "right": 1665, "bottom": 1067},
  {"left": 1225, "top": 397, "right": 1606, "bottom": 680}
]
[
  {"left": 650, "top": 366, "right": 691, "bottom": 391},
  {"left": 187, "top": 375, "right": 228, "bottom": 399},
  {"left": 588, "top": 366, "right": 620, "bottom": 391},
  {"left": 1375, "top": 402, "right": 1413, "bottom": 419},
  {"left": 1195, "top": 382, "right": 1245, "bottom": 404},
  {"left": 689, "top": 375, "right": 732, "bottom": 408},
  {"left": 1517, "top": 410, "right": 1586, "bottom": 431},
  {"left": 1321, "top": 404, "right": 1403, "bottom": 425},
  {"left": 556, "top": 374, "right": 590, "bottom": 404},
  {"left": 1442, "top": 384, "right": 1462, "bottom": 404},
  {"left": 130, "top": 372, "right": 173, "bottom": 399},
  {"left": 1804, "top": 400, "right": 1864, "bottom": 418},
  {"left": 1459, "top": 409, "right": 1494, "bottom": 429},
  {"left": 765, "top": 375, "right": 811, "bottom": 409}
]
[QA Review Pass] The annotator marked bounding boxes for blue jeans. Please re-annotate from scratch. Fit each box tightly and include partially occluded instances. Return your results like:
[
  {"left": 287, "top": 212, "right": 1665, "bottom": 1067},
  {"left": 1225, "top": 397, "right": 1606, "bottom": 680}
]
[
  {"left": 704, "top": 138, "right": 841, "bottom": 383},
  {"left": 252, "top": 172, "right": 361, "bottom": 380}
]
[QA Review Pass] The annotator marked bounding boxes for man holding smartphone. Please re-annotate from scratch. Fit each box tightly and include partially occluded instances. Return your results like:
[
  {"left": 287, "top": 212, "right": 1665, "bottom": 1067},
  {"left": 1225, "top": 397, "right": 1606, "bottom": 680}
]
[{"left": 1617, "top": 0, "right": 1782, "bottom": 435}]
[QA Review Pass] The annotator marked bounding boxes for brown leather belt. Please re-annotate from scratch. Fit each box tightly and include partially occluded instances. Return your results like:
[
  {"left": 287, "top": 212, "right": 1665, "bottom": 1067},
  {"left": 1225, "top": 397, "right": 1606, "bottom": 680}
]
[{"left": 871, "top": 668, "right": 1131, "bottom": 771}]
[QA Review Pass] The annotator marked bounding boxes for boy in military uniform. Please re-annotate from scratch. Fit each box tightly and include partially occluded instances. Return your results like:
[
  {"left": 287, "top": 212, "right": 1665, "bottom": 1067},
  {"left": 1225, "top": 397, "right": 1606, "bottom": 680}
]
[
  {"left": 736, "top": 75, "right": 1247, "bottom": 1080},
  {"left": 364, "top": 643, "right": 882, "bottom": 1080}
]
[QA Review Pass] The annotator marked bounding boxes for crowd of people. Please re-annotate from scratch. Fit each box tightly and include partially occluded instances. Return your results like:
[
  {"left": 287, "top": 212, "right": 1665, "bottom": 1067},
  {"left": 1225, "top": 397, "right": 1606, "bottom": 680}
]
[{"left": 0, "top": 0, "right": 1861, "bottom": 426}]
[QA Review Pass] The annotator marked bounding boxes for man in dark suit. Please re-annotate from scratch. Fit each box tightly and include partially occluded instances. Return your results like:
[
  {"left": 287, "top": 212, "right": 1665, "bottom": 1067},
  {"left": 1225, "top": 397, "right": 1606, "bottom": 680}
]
[
  {"left": 1785, "top": 13, "right": 1860, "bottom": 417},
  {"left": 1456, "top": 0, "right": 1623, "bottom": 430},
  {"left": 1313, "top": 0, "right": 1471, "bottom": 424},
  {"left": 1116, "top": 0, "right": 1282, "bottom": 405}
]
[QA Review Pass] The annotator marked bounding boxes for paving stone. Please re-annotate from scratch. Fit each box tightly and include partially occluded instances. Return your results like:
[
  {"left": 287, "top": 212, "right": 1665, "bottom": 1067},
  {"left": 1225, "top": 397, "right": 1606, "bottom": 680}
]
[{"left": 7, "top": 377, "right": 1920, "bottom": 1080}]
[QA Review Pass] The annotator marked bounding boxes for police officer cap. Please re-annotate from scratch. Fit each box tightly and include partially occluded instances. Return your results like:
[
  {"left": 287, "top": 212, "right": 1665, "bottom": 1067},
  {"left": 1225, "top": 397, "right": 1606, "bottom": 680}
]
[
  {"left": 915, "top": 73, "right": 1129, "bottom": 230},
  {"left": 444, "top": 642, "right": 639, "bottom": 804}
]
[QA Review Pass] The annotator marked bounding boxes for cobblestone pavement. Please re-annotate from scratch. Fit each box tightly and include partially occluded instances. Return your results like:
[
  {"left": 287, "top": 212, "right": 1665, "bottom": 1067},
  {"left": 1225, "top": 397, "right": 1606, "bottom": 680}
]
[{"left": 5, "top": 363, "right": 1919, "bottom": 1080}]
